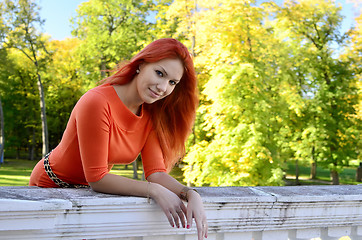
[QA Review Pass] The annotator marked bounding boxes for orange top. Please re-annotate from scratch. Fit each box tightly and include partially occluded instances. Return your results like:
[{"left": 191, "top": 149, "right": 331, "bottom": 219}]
[{"left": 30, "top": 83, "right": 166, "bottom": 187}]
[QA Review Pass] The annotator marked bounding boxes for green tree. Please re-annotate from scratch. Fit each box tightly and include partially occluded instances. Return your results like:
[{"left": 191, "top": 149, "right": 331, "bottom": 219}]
[
  {"left": 152, "top": 0, "right": 196, "bottom": 42},
  {"left": 276, "top": 0, "right": 360, "bottom": 184},
  {"left": 182, "top": 0, "right": 288, "bottom": 186},
  {"left": 0, "top": 2, "right": 6, "bottom": 161},
  {"left": 1, "top": 48, "right": 41, "bottom": 159},
  {"left": 2, "top": 0, "right": 51, "bottom": 157},
  {"left": 179, "top": 0, "right": 360, "bottom": 186},
  {"left": 343, "top": 10, "right": 362, "bottom": 164},
  {"left": 44, "top": 38, "right": 86, "bottom": 149},
  {"left": 71, "top": 0, "right": 153, "bottom": 80}
]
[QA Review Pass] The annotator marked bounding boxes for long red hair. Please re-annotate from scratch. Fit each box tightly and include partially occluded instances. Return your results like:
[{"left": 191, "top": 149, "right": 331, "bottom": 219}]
[{"left": 103, "top": 38, "right": 198, "bottom": 171}]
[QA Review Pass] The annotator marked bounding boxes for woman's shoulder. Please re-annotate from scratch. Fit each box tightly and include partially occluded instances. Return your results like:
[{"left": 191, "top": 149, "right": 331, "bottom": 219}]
[
  {"left": 78, "top": 84, "right": 114, "bottom": 103},
  {"left": 87, "top": 83, "right": 113, "bottom": 97},
  {"left": 71, "top": 84, "right": 115, "bottom": 115}
]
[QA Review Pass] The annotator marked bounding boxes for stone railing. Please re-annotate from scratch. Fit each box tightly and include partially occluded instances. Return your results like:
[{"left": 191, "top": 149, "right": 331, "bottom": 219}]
[{"left": 0, "top": 185, "right": 362, "bottom": 240}]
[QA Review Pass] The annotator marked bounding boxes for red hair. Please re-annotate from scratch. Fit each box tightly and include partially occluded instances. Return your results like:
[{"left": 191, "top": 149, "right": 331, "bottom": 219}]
[{"left": 103, "top": 38, "right": 198, "bottom": 171}]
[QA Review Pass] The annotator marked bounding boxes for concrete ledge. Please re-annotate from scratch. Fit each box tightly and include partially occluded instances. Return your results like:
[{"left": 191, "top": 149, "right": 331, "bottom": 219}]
[{"left": 0, "top": 185, "right": 362, "bottom": 240}]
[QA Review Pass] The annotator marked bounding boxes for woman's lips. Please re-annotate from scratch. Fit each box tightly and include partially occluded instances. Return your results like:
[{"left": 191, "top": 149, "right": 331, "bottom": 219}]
[{"left": 149, "top": 88, "right": 161, "bottom": 98}]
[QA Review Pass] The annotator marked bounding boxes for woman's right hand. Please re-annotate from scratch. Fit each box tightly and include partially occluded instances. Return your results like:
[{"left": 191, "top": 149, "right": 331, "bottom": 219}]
[{"left": 149, "top": 182, "right": 187, "bottom": 228}]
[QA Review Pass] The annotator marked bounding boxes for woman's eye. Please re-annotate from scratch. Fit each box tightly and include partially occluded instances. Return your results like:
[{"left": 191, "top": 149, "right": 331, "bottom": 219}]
[
  {"left": 155, "top": 70, "right": 163, "bottom": 77},
  {"left": 169, "top": 80, "right": 177, "bottom": 86}
]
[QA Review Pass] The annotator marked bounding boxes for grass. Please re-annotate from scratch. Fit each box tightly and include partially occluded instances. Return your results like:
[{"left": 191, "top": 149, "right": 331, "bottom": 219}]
[
  {"left": 285, "top": 161, "right": 360, "bottom": 185},
  {"left": 0, "top": 158, "right": 360, "bottom": 186},
  {"left": 110, "top": 164, "right": 145, "bottom": 180},
  {"left": 0, "top": 159, "right": 38, "bottom": 186}
]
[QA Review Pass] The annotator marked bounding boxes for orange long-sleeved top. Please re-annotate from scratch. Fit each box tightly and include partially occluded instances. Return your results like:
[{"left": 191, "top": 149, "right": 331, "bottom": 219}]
[{"left": 29, "top": 83, "right": 166, "bottom": 187}]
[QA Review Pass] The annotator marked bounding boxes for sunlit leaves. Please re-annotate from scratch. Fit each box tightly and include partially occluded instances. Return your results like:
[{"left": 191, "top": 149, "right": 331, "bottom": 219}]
[
  {"left": 71, "top": 0, "right": 153, "bottom": 79},
  {"left": 180, "top": 0, "right": 361, "bottom": 186}
]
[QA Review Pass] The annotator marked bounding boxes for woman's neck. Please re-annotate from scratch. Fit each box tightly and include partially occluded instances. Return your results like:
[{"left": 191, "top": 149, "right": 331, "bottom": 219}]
[{"left": 112, "top": 83, "right": 143, "bottom": 115}]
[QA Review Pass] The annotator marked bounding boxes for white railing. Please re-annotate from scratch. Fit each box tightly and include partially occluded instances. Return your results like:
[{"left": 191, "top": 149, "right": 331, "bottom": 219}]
[{"left": 0, "top": 185, "right": 361, "bottom": 240}]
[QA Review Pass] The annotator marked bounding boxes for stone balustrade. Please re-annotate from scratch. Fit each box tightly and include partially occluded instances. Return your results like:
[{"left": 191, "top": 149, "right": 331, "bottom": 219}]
[{"left": 0, "top": 185, "right": 362, "bottom": 240}]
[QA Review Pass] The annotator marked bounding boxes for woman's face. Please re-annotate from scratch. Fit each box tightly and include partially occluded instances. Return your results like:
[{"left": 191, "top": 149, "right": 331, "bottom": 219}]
[{"left": 136, "top": 58, "right": 184, "bottom": 104}]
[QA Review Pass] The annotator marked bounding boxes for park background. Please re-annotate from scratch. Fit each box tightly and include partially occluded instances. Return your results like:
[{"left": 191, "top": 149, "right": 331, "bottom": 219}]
[{"left": 0, "top": 0, "right": 361, "bottom": 187}]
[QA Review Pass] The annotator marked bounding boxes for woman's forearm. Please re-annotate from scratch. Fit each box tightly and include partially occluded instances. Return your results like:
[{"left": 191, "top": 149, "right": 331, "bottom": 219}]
[
  {"left": 89, "top": 172, "right": 190, "bottom": 201},
  {"left": 89, "top": 173, "right": 150, "bottom": 197},
  {"left": 88, "top": 172, "right": 172, "bottom": 203}
]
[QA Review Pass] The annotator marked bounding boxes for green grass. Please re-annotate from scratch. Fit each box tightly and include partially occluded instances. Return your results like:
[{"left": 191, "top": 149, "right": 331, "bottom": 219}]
[
  {"left": 110, "top": 164, "right": 145, "bottom": 179},
  {"left": 285, "top": 161, "right": 360, "bottom": 185},
  {"left": 0, "top": 159, "right": 37, "bottom": 186},
  {"left": 0, "top": 158, "right": 360, "bottom": 186}
]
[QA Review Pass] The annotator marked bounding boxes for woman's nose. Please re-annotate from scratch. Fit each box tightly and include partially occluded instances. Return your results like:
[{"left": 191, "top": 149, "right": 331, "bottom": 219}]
[{"left": 156, "top": 80, "right": 168, "bottom": 93}]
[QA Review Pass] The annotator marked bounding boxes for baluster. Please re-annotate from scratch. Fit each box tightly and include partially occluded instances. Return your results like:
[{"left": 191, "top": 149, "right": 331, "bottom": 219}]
[
  {"left": 349, "top": 226, "right": 362, "bottom": 240},
  {"left": 224, "top": 232, "right": 253, "bottom": 240},
  {"left": 320, "top": 227, "right": 351, "bottom": 240},
  {"left": 288, "top": 228, "right": 321, "bottom": 240}
]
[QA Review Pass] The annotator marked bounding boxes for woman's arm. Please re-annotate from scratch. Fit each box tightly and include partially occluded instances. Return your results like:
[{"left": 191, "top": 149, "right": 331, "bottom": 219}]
[{"left": 89, "top": 173, "right": 149, "bottom": 197}]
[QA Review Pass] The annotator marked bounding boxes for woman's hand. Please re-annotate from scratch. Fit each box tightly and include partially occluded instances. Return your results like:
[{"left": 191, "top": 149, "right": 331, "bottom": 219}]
[
  {"left": 149, "top": 182, "right": 187, "bottom": 228},
  {"left": 186, "top": 190, "right": 208, "bottom": 240},
  {"left": 146, "top": 172, "right": 208, "bottom": 239}
]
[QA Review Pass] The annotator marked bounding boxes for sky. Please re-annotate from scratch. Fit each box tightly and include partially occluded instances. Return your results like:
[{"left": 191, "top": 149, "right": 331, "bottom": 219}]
[
  {"left": 38, "top": 0, "right": 362, "bottom": 41},
  {"left": 38, "top": 0, "right": 85, "bottom": 40}
]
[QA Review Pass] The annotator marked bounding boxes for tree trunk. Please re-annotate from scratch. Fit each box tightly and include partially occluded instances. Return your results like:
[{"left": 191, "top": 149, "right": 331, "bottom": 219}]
[
  {"left": 295, "top": 159, "right": 300, "bottom": 185},
  {"left": 132, "top": 161, "right": 138, "bottom": 179},
  {"left": 100, "top": 61, "right": 107, "bottom": 79},
  {"left": 310, "top": 146, "right": 316, "bottom": 179},
  {"left": 356, "top": 162, "right": 362, "bottom": 182},
  {"left": 330, "top": 169, "right": 339, "bottom": 185},
  {"left": 36, "top": 72, "right": 49, "bottom": 157},
  {"left": 132, "top": 156, "right": 140, "bottom": 180},
  {"left": 310, "top": 162, "right": 317, "bottom": 179},
  {"left": 0, "top": 96, "right": 4, "bottom": 164}
]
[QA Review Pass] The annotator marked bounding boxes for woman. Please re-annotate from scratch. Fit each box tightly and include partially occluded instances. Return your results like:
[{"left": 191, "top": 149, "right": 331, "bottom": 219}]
[{"left": 29, "top": 38, "right": 208, "bottom": 239}]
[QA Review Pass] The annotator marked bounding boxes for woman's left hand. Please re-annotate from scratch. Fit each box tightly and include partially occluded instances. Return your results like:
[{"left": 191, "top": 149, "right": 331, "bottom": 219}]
[{"left": 186, "top": 190, "right": 208, "bottom": 240}]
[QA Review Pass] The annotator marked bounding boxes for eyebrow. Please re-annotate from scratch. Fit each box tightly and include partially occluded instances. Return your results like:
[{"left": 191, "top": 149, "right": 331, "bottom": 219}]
[
  {"left": 159, "top": 65, "right": 168, "bottom": 76},
  {"left": 159, "top": 65, "right": 181, "bottom": 82}
]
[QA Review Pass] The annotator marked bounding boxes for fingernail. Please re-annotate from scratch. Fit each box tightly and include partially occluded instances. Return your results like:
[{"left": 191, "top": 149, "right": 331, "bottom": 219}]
[{"left": 187, "top": 225, "right": 190, "bottom": 229}]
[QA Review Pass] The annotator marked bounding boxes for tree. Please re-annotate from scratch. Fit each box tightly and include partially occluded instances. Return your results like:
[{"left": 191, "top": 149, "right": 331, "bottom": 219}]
[
  {"left": 71, "top": 0, "right": 153, "bottom": 80},
  {"left": 0, "top": 2, "right": 6, "bottom": 162},
  {"left": 343, "top": 9, "right": 362, "bottom": 165},
  {"left": 43, "top": 38, "right": 86, "bottom": 149},
  {"left": 182, "top": 0, "right": 288, "bottom": 186},
  {"left": 2, "top": 0, "right": 51, "bottom": 157},
  {"left": 276, "top": 0, "right": 360, "bottom": 184},
  {"left": 173, "top": 0, "right": 361, "bottom": 186},
  {"left": 0, "top": 94, "right": 4, "bottom": 163},
  {"left": 0, "top": 46, "right": 42, "bottom": 159}
]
